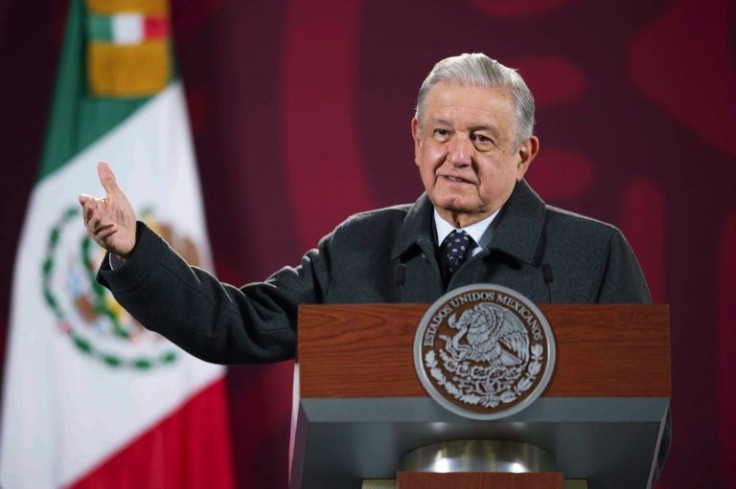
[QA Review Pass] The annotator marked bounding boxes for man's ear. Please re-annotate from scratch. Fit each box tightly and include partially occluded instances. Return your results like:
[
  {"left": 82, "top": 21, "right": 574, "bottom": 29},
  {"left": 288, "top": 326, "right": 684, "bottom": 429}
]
[
  {"left": 411, "top": 117, "right": 422, "bottom": 166},
  {"left": 516, "top": 135, "right": 540, "bottom": 180}
]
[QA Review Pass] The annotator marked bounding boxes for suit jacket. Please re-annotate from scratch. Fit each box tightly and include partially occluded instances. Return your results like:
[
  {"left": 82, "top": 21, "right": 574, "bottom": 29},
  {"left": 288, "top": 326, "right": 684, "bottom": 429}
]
[{"left": 98, "top": 180, "right": 650, "bottom": 364}]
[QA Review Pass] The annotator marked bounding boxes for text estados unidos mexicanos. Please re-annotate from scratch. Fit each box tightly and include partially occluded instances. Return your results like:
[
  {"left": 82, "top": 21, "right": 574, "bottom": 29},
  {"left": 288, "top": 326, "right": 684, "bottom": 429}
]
[{"left": 423, "top": 291, "right": 544, "bottom": 347}]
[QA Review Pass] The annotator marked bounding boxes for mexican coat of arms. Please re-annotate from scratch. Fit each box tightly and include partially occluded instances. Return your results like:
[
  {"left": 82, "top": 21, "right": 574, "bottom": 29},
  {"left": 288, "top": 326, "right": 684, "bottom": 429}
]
[{"left": 414, "top": 284, "right": 556, "bottom": 420}]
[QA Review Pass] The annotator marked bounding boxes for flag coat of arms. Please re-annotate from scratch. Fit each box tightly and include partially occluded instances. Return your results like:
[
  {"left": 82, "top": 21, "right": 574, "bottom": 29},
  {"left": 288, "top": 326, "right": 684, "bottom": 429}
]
[{"left": 0, "top": 0, "right": 234, "bottom": 487}]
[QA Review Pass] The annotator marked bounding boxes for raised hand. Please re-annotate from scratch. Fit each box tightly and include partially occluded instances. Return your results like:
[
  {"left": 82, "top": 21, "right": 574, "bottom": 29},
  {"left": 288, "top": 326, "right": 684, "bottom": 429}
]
[{"left": 78, "top": 162, "right": 137, "bottom": 259}]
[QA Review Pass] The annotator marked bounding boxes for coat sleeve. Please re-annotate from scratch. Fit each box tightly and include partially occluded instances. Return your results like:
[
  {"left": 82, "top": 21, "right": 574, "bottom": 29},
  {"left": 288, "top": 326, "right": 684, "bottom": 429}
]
[
  {"left": 593, "top": 228, "right": 651, "bottom": 303},
  {"left": 96, "top": 222, "right": 331, "bottom": 364}
]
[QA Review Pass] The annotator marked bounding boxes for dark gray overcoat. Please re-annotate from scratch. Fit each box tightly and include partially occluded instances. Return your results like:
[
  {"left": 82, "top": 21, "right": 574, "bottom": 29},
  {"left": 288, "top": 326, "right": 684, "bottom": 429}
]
[{"left": 98, "top": 180, "right": 650, "bottom": 364}]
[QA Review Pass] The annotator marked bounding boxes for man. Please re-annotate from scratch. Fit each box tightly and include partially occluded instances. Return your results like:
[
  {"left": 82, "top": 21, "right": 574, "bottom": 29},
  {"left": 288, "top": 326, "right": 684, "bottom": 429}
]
[
  {"left": 79, "top": 52, "right": 650, "bottom": 363},
  {"left": 80, "top": 51, "right": 667, "bottom": 482}
]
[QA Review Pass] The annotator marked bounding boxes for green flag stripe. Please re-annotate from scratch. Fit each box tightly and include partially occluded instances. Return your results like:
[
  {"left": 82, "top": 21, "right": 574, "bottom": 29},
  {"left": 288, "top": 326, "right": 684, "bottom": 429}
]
[{"left": 86, "top": 14, "right": 113, "bottom": 43}]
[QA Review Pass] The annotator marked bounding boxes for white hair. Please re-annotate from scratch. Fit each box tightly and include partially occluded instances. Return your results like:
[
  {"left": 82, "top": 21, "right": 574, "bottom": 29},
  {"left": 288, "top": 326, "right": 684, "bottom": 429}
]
[{"left": 415, "top": 53, "right": 535, "bottom": 148}]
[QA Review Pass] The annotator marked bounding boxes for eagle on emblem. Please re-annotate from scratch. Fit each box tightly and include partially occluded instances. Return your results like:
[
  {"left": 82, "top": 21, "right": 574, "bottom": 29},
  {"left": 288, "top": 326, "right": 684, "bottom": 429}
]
[{"left": 443, "top": 303, "right": 529, "bottom": 367}]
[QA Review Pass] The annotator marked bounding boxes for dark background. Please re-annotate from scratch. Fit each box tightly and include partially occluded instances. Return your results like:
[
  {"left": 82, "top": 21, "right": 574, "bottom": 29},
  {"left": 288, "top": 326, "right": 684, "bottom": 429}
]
[{"left": 1, "top": 0, "right": 735, "bottom": 487}]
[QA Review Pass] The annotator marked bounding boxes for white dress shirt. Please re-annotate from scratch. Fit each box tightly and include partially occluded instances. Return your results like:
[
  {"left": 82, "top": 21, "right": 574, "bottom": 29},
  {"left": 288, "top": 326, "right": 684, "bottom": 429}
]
[{"left": 433, "top": 208, "right": 499, "bottom": 257}]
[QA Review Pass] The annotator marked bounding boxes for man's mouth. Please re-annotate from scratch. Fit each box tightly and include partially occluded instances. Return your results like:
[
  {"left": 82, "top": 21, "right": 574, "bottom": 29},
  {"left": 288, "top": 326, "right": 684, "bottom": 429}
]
[{"left": 442, "top": 175, "right": 474, "bottom": 184}]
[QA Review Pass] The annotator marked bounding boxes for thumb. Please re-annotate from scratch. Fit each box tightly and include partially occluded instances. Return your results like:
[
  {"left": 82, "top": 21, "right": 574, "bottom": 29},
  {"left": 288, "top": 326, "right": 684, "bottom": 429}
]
[{"left": 98, "top": 162, "right": 121, "bottom": 196}]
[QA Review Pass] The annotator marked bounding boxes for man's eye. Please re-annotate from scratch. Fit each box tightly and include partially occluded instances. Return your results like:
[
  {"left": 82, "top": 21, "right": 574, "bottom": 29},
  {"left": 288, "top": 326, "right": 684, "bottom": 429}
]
[
  {"left": 472, "top": 134, "right": 494, "bottom": 148},
  {"left": 433, "top": 129, "right": 449, "bottom": 136}
]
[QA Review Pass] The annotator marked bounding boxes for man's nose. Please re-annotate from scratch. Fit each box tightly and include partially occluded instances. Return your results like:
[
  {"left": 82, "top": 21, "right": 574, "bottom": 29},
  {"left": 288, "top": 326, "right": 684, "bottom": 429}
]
[{"left": 448, "top": 136, "right": 473, "bottom": 166}]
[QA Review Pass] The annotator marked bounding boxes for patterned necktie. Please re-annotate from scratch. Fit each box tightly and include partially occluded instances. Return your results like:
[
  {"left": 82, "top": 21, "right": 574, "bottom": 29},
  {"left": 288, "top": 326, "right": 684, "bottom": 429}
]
[{"left": 441, "top": 229, "right": 474, "bottom": 275}]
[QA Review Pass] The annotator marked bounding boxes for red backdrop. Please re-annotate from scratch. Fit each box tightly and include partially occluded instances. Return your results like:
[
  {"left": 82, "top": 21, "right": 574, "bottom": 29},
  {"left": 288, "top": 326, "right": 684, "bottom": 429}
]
[{"left": 1, "top": 0, "right": 735, "bottom": 487}]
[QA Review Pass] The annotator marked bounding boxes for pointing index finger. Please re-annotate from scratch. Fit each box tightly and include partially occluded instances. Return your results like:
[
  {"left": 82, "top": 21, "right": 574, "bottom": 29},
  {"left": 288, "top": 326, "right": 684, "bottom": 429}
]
[{"left": 97, "top": 162, "right": 121, "bottom": 196}]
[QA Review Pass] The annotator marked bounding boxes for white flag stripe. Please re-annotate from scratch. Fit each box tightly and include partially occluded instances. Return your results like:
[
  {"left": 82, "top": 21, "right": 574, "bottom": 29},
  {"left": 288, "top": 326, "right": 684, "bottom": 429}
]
[{"left": 112, "top": 14, "right": 143, "bottom": 45}]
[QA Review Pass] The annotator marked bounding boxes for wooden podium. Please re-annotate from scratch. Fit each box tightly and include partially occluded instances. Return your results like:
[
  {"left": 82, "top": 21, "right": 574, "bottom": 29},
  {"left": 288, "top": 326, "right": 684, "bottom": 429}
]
[{"left": 290, "top": 304, "right": 670, "bottom": 489}]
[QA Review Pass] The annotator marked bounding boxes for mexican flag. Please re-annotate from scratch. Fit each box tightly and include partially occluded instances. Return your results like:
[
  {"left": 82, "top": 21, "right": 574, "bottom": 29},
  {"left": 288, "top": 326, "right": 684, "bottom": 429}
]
[{"left": 0, "top": 0, "right": 234, "bottom": 487}]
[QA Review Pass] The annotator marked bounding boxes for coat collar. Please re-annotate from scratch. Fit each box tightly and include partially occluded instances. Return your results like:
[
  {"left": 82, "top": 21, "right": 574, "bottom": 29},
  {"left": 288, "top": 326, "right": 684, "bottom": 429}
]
[
  {"left": 391, "top": 192, "right": 436, "bottom": 261},
  {"left": 391, "top": 180, "right": 546, "bottom": 265},
  {"left": 489, "top": 179, "right": 546, "bottom": 265}
]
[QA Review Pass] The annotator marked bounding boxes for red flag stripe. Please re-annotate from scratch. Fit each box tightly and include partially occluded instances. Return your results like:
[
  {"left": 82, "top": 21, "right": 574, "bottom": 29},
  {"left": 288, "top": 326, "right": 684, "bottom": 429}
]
[
  {"left": 67, "top": 378, "right": 234, "bottom": 489},
  {"left": 144, "top": 16, "right": 169, "bottom": 40}
]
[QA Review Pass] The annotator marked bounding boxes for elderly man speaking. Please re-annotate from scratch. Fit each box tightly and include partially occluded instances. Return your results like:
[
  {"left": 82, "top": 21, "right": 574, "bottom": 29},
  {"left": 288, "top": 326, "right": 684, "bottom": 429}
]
[{"left": 79, "top": 52, "right": 649, "bottom": 363}]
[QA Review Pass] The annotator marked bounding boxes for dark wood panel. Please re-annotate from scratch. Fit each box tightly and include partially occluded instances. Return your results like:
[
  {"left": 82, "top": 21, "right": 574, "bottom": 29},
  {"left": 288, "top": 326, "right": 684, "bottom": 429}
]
[{"left": 298, "top": 304, "right": 670, "bottom": 398}]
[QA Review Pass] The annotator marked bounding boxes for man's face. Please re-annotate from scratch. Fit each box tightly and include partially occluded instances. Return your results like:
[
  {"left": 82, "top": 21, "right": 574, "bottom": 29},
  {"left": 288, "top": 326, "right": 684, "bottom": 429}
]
[{"left": 412, "top": 82, "right": 539, "bottom": 228}]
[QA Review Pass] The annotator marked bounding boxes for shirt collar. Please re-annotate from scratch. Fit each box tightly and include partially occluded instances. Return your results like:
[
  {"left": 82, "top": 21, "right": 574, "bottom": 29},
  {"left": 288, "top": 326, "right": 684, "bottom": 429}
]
[
  {"left": 390, "top": 181, "right": 547, "bottom": 264},
  {"left": 434, "top": 208, "right": 499, "bottom": 251}
]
